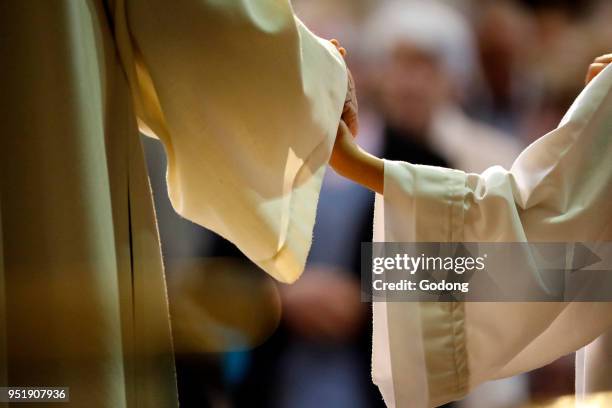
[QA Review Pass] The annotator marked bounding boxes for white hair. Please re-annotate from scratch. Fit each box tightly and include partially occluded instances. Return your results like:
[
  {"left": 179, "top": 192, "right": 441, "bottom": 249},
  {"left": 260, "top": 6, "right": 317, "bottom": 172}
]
[{"left": 364, "top": 0, "right": 479, "bottom": 89}]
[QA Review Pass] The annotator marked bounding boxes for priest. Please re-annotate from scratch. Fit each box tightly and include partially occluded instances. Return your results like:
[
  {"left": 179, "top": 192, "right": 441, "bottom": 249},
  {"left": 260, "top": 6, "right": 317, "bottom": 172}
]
[{"left": 0, "top": 1, "right": 348, "bottom": 406}]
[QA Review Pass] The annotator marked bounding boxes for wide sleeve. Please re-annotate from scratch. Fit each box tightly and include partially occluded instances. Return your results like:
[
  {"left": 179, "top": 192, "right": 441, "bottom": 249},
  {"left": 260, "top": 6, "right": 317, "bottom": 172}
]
[
  {"left": 373, "top": 63, "right": 612, "bottom": 407},
  {"left": 112, "top": 0, "right": 348, "bottom": 283}
]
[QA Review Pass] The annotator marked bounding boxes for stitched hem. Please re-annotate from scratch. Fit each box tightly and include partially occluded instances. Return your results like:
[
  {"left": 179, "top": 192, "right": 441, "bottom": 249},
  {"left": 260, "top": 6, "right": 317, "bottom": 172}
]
[{"left": 383, "top": 162, "right": 470, "bottom": 406}]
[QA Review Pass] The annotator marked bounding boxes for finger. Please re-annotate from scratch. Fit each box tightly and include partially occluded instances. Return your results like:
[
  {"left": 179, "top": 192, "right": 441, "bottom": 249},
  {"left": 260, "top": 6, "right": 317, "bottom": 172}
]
[
  {"left": 345, "top": 70, "right": 356, "bottom": 103},
  {"left": 594, "top": 53, "right": 612, "bottom": 64},
  {"left": 343, "top": 69, "right": 359, "bottom": 136},
  {"left": 586, "top": 63, "right": 607, "bottom": 85},
  {"left": 330, "top": 39, "right": 347, "bottom": 57},
  {"left": 337, "top": 119, "right": 352, "bottom": 138},
  {"left": 342, "top": 106, "right": 359, "bottom": 136}
]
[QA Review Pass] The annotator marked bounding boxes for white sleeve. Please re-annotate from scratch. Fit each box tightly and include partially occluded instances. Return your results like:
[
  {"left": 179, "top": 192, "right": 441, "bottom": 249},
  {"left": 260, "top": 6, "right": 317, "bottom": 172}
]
[
  {"left": 113, "top": 0, "right": 347, "bottom": 283},
  {"left": 374, "top": 64, "right": 612, "bottom": 407}
]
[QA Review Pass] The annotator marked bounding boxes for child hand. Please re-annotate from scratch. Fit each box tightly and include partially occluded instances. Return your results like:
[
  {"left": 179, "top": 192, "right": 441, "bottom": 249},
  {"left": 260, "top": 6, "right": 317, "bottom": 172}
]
[
  {"left": 328, "top": 40, "right": 382, "bottom": 194},
  {"left": 330, "top": 120, "right": 384, "bottom": 194},
  {"left": 586, "top": 53, "right": 612, "bottom": 85},
  {"left": 330, "top": 39, "right": 359, "bottom": 136},
  {"left": 330, "top": 120, "right": 360, "bottom": 173}
]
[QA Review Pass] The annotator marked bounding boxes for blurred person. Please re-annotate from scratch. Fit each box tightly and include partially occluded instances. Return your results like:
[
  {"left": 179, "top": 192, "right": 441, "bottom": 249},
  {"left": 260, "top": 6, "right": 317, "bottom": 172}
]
[
  {"left": 273, "top": 199, "right": 376, "bottom": 408},
  {"left": 468, "top": 0, "right": 540, "bottom": 136},
  {"left": 203, "top": 171, "right": 384, "bottom": 408},
  {"left": 0, "top": 1, "right": 351, "bottom": 406},
  {"left": 347, "top": 2, "right": 526, "bottom": 406},
  {"left": 273, "top": 151, "right": 379, "bottom": 408},
  {"left": 588, "top": 0, "right": 612, "bottom": 55},
  {"left": 518, "top": 0, "right": 607, "bottom": 143},
  {"left": 361, "top": 2, "right": 526, "bottom": 406},
  {"left": 330, "top": 42, "right": 612, "bottom": 407},
  {"left": 364, "top": 0, "right": 522, "bottom": 175}
]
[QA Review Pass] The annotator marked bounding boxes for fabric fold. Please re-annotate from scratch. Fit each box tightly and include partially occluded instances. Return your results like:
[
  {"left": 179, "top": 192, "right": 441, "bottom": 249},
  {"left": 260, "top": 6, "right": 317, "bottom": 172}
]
[
  {"left": 374, "top": 161, "right": 469, "bottom": 407},
  {"left": 373, "top": 64, "right": 612, "bottom": 407},
  {"left": 114, "top": 0, "right": 348, "bottom": 283}
]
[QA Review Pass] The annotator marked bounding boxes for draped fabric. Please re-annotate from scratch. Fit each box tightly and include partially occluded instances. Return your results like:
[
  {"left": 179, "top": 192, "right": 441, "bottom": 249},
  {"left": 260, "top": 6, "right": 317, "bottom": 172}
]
[
  {"left": 114, "top": 0, "right": 347, "bottom": 283},
  {"left": 0, "top": 1, "right": 346, "bottom": 406},
  {"left": 373, "top": 64, "right": 612, "bottom": 407}
]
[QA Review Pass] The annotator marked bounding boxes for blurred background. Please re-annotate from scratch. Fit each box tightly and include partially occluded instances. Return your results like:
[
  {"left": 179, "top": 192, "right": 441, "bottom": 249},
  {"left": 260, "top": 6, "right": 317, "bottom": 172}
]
[{"left": 142, "top": 0, "right": 612, "bottom": 407}]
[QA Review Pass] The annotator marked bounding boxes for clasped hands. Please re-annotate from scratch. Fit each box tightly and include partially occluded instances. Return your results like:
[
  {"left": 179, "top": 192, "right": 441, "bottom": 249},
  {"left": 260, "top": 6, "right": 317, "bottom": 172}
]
[{"left": 329, "top": 40, "right": 385, "bottom": 194}]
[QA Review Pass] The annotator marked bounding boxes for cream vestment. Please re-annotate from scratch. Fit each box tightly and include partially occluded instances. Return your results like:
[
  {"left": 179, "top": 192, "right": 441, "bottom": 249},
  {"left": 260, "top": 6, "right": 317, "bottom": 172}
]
[{"left": 0, "top": 1, "right": 346, "bottom": 406}]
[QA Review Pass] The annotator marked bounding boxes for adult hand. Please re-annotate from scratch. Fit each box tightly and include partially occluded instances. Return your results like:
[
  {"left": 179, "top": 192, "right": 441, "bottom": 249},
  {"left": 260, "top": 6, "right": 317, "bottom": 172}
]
[
  {"left": 280, "top": 266, "right": 364, "bottom": 342},
  {"left": 331, "top": 39, "right": 359, "bottom": 136}
]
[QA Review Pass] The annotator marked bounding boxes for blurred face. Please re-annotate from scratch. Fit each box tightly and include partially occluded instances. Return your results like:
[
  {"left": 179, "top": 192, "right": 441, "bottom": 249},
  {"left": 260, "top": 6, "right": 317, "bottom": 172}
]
[{"left": 379, "top": 42, "right": 449, "bottom": 134}]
